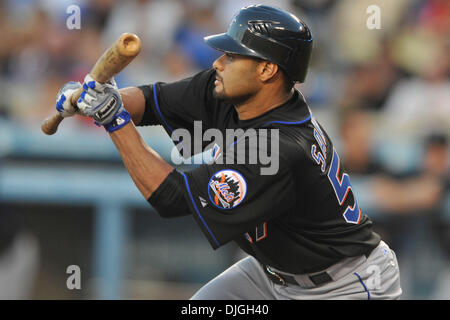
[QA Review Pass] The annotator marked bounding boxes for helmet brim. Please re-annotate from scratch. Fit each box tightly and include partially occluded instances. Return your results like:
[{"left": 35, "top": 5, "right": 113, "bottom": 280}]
[{"left": 204, "top": 33, "right": 262, "bottom": 59}]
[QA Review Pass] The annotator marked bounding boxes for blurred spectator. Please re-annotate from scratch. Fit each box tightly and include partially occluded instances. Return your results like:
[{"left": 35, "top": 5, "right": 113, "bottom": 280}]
[
  {"left": 173, "top": 0, "right": 221, "bottom": 71},
  {"left": 338, "top": 41, "right": 405, "bottom": 112},
  {"left": 333, "top": 0, "right": 412, "bottom": 66},
  {"left": 389, "top": 133, "right": 449, "bottom": 299},
  {"left": 426, "top": 133, "right": 450, "bottom": 299},
  {"left": 367, "top": 133, "right": 446, "bottom": 217},
  {"left": 380, "top": 37, "right": 450, "bottom": 141},
  {"left": 339, "top": 107, "right": 449, "bottom": 298},
  {"left": 417, "top": 0, "right": 450, "bottom": 35},
  {"left": 84, "top": 0, "right": 117, "bottom": 31},
  {"left": 339, "top": 107, "right": 446, "bottom": 224},
  {"left": 102, "top": 0, "right": 183, "bottom": 62},
  {"left": 424, "top": 133, "right": 450, "bottom": 254},
  {"left": 339, "top": 107, "right": 381, "bottom": 175},
  {"left": 378, "top": 0, "right": 450, "bottom": 143}
]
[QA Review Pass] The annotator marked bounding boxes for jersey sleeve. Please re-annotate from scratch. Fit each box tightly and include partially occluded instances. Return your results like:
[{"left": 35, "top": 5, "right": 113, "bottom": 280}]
[
  {"left": 138, "top": 68, "right": 219, "bottom": 158},
  {"left": 180, "top": 137, "right": 296, "bottom": 249}
]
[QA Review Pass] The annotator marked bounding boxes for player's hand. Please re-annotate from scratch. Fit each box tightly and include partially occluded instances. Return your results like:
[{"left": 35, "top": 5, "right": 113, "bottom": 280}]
[
  {"left": 77, "top": 74, "right": 130, "bottom": 132},
  {"left": 56, "top": 81, "right": 82, "bottom": 118}
]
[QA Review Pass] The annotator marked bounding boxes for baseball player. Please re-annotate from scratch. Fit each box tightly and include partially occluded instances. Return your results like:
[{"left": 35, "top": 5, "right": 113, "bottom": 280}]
[{"left": 56, "top": 5, "right": 402, "bottom": 299}]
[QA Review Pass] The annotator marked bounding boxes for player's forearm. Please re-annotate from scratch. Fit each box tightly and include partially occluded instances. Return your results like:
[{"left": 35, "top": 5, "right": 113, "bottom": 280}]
[
  {"left": 109, "top": 122, "right": 174, "bottom": 199},
  {"left": 119, "top": 87, "right": 146, "bottom": 125},
  {"left": 372, "top": 175, "right": 442, "bottom": 213}
]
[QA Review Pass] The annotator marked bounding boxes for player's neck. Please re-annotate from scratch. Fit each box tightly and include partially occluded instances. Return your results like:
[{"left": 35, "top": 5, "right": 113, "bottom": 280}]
[{"left": 235, "top": 88, "right": 294, "bottom": 120}]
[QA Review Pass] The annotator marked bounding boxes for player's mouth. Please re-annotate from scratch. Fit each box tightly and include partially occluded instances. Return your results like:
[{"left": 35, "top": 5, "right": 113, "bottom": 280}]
[{"left": 214, "top": 75, "right": 222, "bottom": 86}]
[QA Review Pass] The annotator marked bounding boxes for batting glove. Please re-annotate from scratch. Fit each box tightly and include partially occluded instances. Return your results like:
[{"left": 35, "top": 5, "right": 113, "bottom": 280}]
[
  {"left": 56, "top": 81, "right": 82, "bottom": 118},
  {"left": 77, "top": 74, "right": 131, "bottom": 132}
]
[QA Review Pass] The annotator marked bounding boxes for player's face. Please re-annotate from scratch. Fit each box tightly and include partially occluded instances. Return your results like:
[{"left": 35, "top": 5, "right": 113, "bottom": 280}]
[{"left": 212, "top": 53, "right": 262, "bottom": 104}]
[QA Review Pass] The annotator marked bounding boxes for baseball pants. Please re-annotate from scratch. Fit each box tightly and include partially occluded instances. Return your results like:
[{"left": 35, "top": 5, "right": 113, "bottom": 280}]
[{"left": 190, "top": 240, "right": 402, "bottom": 300}]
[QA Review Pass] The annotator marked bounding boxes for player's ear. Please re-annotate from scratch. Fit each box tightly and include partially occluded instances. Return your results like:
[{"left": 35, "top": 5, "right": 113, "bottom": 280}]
[{"left": 256, "top": 61, "right": 279, "bottom": 83}]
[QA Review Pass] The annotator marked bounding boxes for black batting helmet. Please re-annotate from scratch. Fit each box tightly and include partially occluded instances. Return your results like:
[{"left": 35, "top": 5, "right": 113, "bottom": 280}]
[{"left": 204, "top": 5, "right": 313, "bottom": 83}]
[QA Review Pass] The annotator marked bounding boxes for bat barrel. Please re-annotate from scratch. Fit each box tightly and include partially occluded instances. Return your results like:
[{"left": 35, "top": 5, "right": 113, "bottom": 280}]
[{"left": 118, "top": 33, "right": 142, "bottom": 57}]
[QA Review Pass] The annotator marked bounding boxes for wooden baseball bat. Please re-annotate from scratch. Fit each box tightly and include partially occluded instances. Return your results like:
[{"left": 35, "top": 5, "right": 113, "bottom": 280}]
[{"left": 41, "top": 33, "right": 142, "bottom": 135}]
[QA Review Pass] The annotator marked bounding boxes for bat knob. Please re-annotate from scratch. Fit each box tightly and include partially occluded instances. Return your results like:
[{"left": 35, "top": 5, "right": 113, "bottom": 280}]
[{"left": 41, "top": 113, "right": 64, "bottom": 135}]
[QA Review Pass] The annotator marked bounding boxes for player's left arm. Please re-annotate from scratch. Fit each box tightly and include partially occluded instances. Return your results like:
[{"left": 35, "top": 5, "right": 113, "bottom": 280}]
[
  {"left": 109, "top": 121, "right": 174, "bottom": 199},
  {"left": 74, "top": 74, "right": 174, "bottom": 199}
]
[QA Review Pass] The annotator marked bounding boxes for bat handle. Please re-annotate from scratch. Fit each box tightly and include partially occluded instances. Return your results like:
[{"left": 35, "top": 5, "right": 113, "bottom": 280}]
[{"left": 41, "top": 87, "right": 83, "bottom": 135}]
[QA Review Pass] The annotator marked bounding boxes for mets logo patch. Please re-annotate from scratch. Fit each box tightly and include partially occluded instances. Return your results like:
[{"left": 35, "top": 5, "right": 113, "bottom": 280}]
[{"left": 208, "top": 170, "right": 247, "bottom": 210}]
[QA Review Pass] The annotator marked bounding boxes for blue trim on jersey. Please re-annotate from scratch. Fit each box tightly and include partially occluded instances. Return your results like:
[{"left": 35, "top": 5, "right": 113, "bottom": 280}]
[
  {"left": 261, "top": 114, "right": 311, "bottom": 127},
  {"left": 181, "top": 172, "right": 220, "bottom": 247},
  {"left": 152, "top": 83, "right": 174, "bottom": 133},
  {"left": 152, "top": 84, "right": 187, "bottom": 154},
  {"left": 354, "top": 272, "right": 371, "bottom": 300}
]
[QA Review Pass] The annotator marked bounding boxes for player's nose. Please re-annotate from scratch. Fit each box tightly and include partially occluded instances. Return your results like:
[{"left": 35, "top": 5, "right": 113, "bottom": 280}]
[{"left": 213, "top": 54, "right": 225, "bottom": 72}]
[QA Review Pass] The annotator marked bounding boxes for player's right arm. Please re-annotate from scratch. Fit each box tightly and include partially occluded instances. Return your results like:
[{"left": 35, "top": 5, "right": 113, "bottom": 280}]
[{"left": 56, "top": 69, "right": 217, "bottom": 134}]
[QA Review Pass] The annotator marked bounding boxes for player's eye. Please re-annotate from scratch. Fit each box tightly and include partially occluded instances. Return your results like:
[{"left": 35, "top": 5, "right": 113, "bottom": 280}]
[{"left": 225, "top": 53, "right": 234, "bottom": 61}]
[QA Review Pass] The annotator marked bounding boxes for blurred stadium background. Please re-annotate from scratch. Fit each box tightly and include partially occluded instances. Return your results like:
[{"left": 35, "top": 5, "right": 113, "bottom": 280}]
[{"left": 0, "top": 0, "right": 448, "bottom": 299}]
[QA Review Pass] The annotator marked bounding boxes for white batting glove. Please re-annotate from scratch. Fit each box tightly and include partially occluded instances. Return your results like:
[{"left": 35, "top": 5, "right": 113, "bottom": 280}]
[
  {"left": 77, "top": 74, "right": 130, "bottom": 132},
  {"left": 56, "top": 81, "right": 82, "bottom": 118}
]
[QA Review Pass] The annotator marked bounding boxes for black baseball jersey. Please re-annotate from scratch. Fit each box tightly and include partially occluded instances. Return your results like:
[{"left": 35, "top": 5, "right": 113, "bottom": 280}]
[{"left": 139, "top": 69, "right": 380, "bottom": 274}]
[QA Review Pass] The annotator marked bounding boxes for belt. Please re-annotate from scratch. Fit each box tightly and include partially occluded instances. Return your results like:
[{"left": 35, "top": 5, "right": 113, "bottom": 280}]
[
  {"left": 263, "top": 265, "right": 332, "bottom": 287},
  {"left": 263, "top": 246, "right": 377, "bottom": 287}
]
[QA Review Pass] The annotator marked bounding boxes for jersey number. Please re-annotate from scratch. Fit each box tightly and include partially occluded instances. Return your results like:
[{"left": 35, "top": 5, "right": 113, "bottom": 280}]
[{"left": 327, "top": 148, "right": 361, "bottom": 224}]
